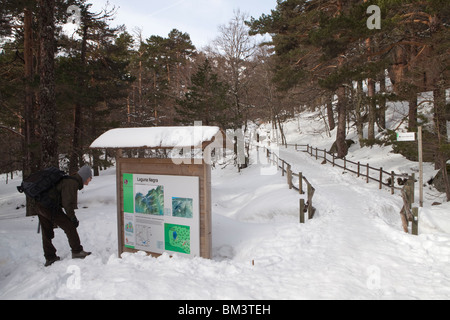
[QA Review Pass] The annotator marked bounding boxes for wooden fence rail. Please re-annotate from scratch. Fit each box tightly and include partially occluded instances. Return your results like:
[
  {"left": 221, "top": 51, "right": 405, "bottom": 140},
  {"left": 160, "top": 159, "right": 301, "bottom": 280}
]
[
  {"left": 285, "top": 143, "right": 411, "bottom": 195},
  {"left": 280, "top": 143, "right": 418, "bottom": 235},
  {"left": 264, "top": 147, "right": 316, "bottom": 223},
  {"left": 400, "top": 174, "right": 419, "bottom": 235},
  {"left": 260, "top": 143, "right": 419, "bottom": 234}
]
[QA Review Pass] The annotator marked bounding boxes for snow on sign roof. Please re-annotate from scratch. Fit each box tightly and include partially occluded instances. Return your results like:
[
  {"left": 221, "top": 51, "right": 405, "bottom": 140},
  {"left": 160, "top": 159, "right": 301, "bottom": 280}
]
[{"left": 90, "top": 126, "right": 221, "bottom": 149}]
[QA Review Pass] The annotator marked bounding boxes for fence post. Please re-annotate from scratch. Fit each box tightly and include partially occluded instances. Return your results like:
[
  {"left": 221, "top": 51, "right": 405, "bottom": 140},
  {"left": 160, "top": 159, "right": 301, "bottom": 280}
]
[
  {"left": 300, "top": 199, "right": 305, "bottom": 224},
  {"left": 299, "top": 172, "right": 303, "bottom": 194},
  {"left": 282, "top": 160, "right": 285, "bottom": 177},
  {"left": 287, "top": 164, "right": 293, "bottom": 189},
  {"left": 315, "top": 147, "right": 318, "bottom": 160},
  {"left": 406, "top": 180, "right": 413, "bottom": 210},
  {"left": 307, "top": 183, "right": 314, "bottom": 219},
  {"left": 379, "top": 167, "right": 383, "bottom": 189},
  {"left": 412, "top": 207, "right": 419, "bottom": 235},
  {"left": 357, "top": 162, "right": 361, "bottom": 177},
  {"left": 366, "top": 164, "right": 369, "bottom": 183},
  {"left": 409, "top": 173, "right": 415, "bottom": 205},
  {"left": 391, "top": 171, "right": 395, "bottom": 195}
]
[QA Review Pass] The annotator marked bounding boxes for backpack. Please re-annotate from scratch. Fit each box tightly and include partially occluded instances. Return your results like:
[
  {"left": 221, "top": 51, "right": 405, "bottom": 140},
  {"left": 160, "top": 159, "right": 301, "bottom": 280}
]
[{"left": 17, "top": 167, "right": 67, "bottom": 212}]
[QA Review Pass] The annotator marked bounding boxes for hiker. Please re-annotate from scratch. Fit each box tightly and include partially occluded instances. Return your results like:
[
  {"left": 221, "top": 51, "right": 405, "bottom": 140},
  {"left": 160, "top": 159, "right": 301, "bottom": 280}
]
[{"left": 37, "top": 165, "right": 93, "bottom": 267}]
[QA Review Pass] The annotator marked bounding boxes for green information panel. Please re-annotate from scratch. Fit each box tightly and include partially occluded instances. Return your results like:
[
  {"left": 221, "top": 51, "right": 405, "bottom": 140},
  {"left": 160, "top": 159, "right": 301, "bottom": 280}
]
[{"left": 121, "top": 173, "right": 199, "bottom": 257}]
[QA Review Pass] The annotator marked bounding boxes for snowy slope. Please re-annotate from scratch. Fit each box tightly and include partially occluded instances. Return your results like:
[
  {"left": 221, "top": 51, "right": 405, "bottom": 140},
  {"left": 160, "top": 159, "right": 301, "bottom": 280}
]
[
  {"left": 257, "top": 96, "right": 450, "bottom": 233},
  {"left": 1, "top": 144, "right": 450, "bottom": 300}
]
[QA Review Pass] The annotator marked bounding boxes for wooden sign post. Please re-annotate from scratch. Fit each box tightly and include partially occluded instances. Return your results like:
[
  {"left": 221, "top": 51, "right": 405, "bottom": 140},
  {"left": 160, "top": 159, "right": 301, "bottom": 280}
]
[{"left": 417, "top": 126, "right": 423, "bottom": 207}]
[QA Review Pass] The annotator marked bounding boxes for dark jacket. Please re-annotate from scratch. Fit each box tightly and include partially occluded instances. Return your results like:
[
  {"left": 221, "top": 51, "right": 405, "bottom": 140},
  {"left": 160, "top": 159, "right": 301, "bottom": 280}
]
[
  {"left": 56, "top": 174, "right": 84, "bottom": 220},
  {"left": 37, "top": 173, "right": 84, "bottom": 220}
]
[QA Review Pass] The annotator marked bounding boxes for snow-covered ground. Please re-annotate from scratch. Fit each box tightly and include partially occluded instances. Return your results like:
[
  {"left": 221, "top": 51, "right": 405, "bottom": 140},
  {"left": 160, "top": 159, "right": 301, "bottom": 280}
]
[
  {"left": 1, "top": 140, "right": 450, "bottom": 299},
  {"left": 1, "top": 97, "right": 450, "bottom": 300}
]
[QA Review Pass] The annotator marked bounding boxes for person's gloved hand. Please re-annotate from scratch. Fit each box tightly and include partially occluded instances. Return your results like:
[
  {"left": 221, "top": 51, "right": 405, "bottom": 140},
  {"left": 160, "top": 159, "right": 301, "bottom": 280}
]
[{"left": 71, "top": 216, "right": 79, "bottom": 228}]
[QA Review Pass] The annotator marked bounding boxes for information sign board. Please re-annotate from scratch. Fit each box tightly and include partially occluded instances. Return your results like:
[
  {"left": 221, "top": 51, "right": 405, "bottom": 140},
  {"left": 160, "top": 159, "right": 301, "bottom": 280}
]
[
  {"left": 122, "top": 173, "right": 200, "bottom": 256},
  {"left": 396, "top": 132, "right": 416, "bottom": 142},
  {"left": 115, "top": 158, "right": 212, "bottom": 259}
]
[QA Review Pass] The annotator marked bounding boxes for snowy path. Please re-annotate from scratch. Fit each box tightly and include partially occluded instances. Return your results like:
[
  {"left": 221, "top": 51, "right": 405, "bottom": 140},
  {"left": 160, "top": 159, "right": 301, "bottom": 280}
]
[
  {"left": 274, "top": 146, "right": 450, "bottom": 298},
  {"left": 0, "top": 148, "right": 450, "bottom": 299}
]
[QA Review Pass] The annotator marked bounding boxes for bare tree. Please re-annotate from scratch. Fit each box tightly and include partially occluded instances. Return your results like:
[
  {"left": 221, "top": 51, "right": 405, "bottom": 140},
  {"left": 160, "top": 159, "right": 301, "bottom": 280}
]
[{"left": 212, "top": 9, "right": 257, "bottom": 130}]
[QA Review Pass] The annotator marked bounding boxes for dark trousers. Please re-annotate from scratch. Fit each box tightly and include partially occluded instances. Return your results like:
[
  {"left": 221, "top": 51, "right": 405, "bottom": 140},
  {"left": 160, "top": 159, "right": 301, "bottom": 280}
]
[{"left": 37, "top": 207, "right": 83, "bottom": 260}]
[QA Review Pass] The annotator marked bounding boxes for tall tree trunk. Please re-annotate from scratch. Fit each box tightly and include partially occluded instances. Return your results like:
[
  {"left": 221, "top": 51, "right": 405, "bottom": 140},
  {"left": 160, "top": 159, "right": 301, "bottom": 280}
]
[
  {"left": 433, "top": 79, "right": 450, "bottom": 201},
  {"left": 355, "top": 80, "right": 364, "bottom": 143},
  {"left": 69, "top": 23, "right": 88, "bottom": 174},
  {"left": 367, "top": 78, "right": 376, "bottom": 140},
  {"left": 23, "top": 8, "right": 40, "bottom": 217},
  {"left": 433, "top": 83, "right": 449, "bottom": 204},
  {"left": 378, "top": 76, "right": 387, "bottom": 130},
  {"left": 336, "top": 86, "right": 348, "bottom": 158},
  {"left": 364, "top": 9, "right": 376, "bottom": 141},
  {"left": 23, "top": 8, "right": 39, "bottom": 175},
  {"left": 408, "top": 92, "right": 418, "bottom": 130},
  {"left": 38, "top": 0, "right": 58, "bottom": 168},
  {"left": 326, "top": 93, "right": 335, "bottom": 131}
]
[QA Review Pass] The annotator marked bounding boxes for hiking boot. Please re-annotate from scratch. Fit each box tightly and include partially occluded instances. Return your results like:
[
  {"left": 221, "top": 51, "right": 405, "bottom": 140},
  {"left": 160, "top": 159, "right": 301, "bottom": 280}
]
[
  {"left": 44, "top": 256, "right": 61, "bottom": 267},
  {"left": 72, "top": 250, "right": 92, "bottom": 259}
]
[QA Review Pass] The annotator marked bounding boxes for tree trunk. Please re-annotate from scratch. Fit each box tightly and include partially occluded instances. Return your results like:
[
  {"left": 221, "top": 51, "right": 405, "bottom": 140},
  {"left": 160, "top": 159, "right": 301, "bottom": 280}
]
[
  {"left": 355, "top": 80, "right": 364, "bottom": 143},
  {"left": 408, "top": 93, "right": 418, "bottom": 130},
  {"left": 326, "top": 94, "right": 335, "bottom": 131},
  {"left": 38, "top": 0, "right": 58, "bottom": 168},
  {"left": 336, "top": 86, "right": 348, "bottom": 158},
  {"left": 433, "top": 82, "right": 449, "bottom": 201},
  {"left": 23, "top": 8, "right": 39, "bottom": 175},
  {"left": 277, "top": 115, "right": 286, "bottom": 146},
  {"left": 69, "top": 23, "right": 88, "bottom": 174},
  {"left": 433, "top": 85, "right": 448, "bottom": 147},
  {"left": 378, "top": 76, "right": 387, "bottom": 130},
  {"left": 23, "top": 8, "right": 40, "bottom": 217},
  {"left": 367, "top": 78, "right": 376, "bottom": 141}
]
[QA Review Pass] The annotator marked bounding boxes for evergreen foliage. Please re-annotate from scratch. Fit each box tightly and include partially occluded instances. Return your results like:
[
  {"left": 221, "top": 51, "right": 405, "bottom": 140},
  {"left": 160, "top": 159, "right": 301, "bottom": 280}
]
[
  {"left": 176, "top": 59, "right": 233, "bottom": 128},
  {"left": 0, "top": 0, "right": 449, "bottom": 200}
]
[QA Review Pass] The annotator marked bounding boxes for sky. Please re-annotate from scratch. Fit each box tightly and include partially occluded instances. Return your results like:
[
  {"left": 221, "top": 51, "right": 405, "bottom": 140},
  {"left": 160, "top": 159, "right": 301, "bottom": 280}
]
[{"left": 87, "top": 0, "right": 277, "bottom": 49}]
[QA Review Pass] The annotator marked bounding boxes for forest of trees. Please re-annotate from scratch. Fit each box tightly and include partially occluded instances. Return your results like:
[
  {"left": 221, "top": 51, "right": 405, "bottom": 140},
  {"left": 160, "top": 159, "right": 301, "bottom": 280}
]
[
  {"left": 0, "top": 0, "right": 449, "bottom": 199},
  {"left": 248, "top": 0, "right": 449, "bottom": 199}
]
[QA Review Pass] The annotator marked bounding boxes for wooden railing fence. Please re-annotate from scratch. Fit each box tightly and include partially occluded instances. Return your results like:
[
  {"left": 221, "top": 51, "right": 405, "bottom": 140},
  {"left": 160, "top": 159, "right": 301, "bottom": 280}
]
[
  {"left": 400, "top": 174, "right": 419, "bottom": 235},
  {"left": 276, "top": 143, "right": 419, "bottom": 235},
  {"left": 263, "top": 147, "right": 316, "bottom": 223},
  {"left": 285, "top": 143, "right": 412, "bottom": 195}
]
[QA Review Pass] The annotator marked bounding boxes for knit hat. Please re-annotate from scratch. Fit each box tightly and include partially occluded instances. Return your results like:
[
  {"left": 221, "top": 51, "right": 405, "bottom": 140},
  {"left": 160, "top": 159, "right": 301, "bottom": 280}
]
[{"left": 78, "top": 165, "right": 93, "bottom": 183}]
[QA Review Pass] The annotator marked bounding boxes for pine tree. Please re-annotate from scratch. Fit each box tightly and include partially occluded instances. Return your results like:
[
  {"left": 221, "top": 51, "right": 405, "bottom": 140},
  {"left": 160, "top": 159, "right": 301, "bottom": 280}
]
[
  {"left": 57, "top": 4, "right": 134, "bottom": 174},
  {"left": 137, "top": 29, "right": 196, "bottom": 126},
  {"left": 248, "top": 0, "right": 362, "bottom": 157},
  {"left": 176, "top": 59, "right": 233, "bottom": 128}
]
